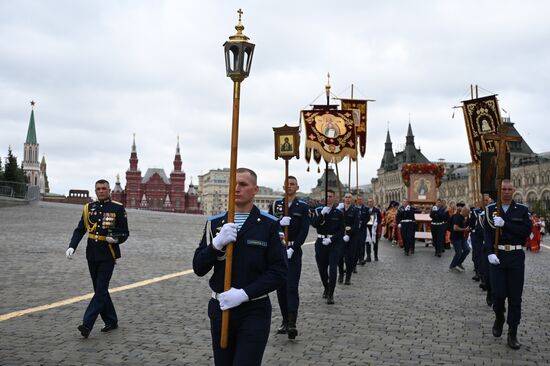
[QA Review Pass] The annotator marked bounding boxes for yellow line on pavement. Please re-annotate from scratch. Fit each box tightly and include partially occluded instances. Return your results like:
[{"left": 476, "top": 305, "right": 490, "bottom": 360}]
[
  {"left": 0, "top": 269, "right": 194, "bottom": 322},
  {"left": 0, "top": 241, "right": 318, "bottom": 323}
]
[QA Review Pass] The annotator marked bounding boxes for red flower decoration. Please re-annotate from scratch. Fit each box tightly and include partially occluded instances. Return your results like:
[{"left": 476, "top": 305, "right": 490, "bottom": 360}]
[{"left": 401, "top": 164, "right": 445, "bottom": 187}]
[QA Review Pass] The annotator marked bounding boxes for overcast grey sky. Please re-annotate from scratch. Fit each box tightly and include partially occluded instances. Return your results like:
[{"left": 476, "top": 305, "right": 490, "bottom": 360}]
[{"left": 1, "top": 0, "right": 549, "bottom": 196}]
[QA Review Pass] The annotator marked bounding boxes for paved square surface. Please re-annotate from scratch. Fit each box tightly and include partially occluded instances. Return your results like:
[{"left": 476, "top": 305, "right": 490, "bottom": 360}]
[{"left": 1, "top": 202, "right": 549, "bottom": 365}]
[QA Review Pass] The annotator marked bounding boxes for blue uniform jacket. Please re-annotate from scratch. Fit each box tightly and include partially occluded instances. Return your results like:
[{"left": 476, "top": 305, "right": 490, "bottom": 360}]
[
  {"left": 268, "top": 198, "right": 310, "bottom": 248},
  {"left": 396, "top": 206, "right": 419, "bottom": 224},
  {"left": 311, "top": 206, "right": 345, "bottom": 241},
  {"left": 430, "top": 206, "right": 450, "bottom": 223},
  {"left": 483, "top": 201, "right": 532, "bottom": 253},
  {"left": 342, "top": 205, "right": 360, "bottom": 238},
  {"left": 193, "top": 205, "right": 287, "bottom": 299},
  {"left": 69, "top": 199, "right": 129, "bottom": 261}
]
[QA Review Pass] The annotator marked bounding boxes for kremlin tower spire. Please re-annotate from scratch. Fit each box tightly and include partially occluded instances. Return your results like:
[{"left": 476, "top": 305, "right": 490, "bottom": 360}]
[{"left": 23, "top": 101, "right": 40, "bottom": 186}]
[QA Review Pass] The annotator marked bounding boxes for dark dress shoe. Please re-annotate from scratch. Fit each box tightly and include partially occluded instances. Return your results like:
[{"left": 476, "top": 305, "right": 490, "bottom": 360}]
[
  {"left": 374, "top": 256, "right": 379, "bottom": 261},
  {"left": 508, "top": 331, "right": 521, "bottom": 350},
  {"left": 344, "top": 280, "right": 351, "bottom": 285},
  {"left": 366, "top": 256, "right": 372, "bottom": 262},
  {"left": 404, "top": 252, "right": 409, "bottom": 256},
  {"left": 276, "top": 322, "right": 288, "bottom": 334},
  {"left": 101, "top": 323, "right": 118, "bottom": 332},
  {"left": 472, "top": 275, "right": 480, "bottom": 281},
  {"left": 338, "top": 274, "right": 344, "bottom": 284},
  {"left": 78, "top": 324, "right": 91, "bottom": 338},
  {"left": 326, "top": 295, "right": 334, "bottom": 305},
  {"left": 492, "top": 314, "right": 505, "bottom": 337},
  {"left": 353, "top": 268, "right": 358, "bottom": 273},
  {"left": 322, "top": 288, "right": 328, "bottom": 299}
]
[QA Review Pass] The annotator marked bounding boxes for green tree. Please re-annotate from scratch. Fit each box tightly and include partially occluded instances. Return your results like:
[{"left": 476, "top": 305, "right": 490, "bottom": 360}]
[
  {"left": 0, "top": 155, "right": 4, "bottom": 180},
  {"left": 4, "top": 146, "right": 26, "bottom": 183}
]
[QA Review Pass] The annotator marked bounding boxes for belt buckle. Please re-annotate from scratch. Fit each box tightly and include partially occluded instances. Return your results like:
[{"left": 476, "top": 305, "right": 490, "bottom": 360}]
[{"left": 504, "top": 244, "right": 511, "bottom": 252}]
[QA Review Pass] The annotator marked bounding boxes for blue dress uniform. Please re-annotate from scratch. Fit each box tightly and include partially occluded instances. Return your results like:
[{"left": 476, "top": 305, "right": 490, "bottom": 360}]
[
  {"left": 484, "top": 201, "right": 532, "bottom": 347},
  {"left": 356, "top": 204, "right": 369, "bottom": 265},
  {"left": 193, "top": 206, "right": 287, "bottom": 366},
  {"left": 430, "top": 206, "right": 449, "bottom": 256},
  {"left": 396, "top": 206, "right": 419, "bottom": 255},
  {"left": 311, "top": 205, "right": 345, "bottom": 304},
  {"left": 338, "top": 205, "right": 359, "bottom": 284},
  {"left": 69, "top": 199, "right": 129, "bottom": 331},
  {"left": 365, "top": 206, "right": 382, "bottom": 261},
  {"left": 269, "top": 198, "right": 310, "bottom": 338}
]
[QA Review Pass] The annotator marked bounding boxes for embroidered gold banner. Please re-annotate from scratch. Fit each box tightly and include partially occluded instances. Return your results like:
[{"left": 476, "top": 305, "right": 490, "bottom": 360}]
[
  {"left": 340, "top": 98, "right": 368, "bottom": 157},
  {"left": 301, "top": 109, "right": 357, "bottom": 163},
  {"left": 461, "top": 95, "right": 503, "bottom": 163}
]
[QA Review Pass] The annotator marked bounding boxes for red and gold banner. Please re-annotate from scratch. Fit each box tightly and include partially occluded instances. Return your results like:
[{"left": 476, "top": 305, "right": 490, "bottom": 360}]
[
  {"left": 461, "top": 95, "right": 503, "bottom": 164},
  {"left": 340, "top": 98, "right": 368, "bottom": 157},
  {"left": 301, "top": 109, "right": 357, "bottom": 163}
]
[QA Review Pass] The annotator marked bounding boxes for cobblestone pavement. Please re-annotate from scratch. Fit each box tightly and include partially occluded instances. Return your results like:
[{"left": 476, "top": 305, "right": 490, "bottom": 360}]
[{"left": 1, "top": 202, "right": 549, "bottom": 365}]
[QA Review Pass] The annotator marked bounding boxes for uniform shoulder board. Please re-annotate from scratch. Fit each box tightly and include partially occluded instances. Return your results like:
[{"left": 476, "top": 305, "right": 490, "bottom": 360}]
[
  {"left": 298, "top": 199, "right": 308, "bottom": 205},
  {"left": 486, "top": 202, "right": 496, "bottom": 208},
  {"left": 516, "top": 203, "right": 528, "bottom": 208},
  {"left": 208, "top": 213, "right": 225, "bottom": 222},
  {"left": 111, "top": 200, "right": 124, "bottom": 205},
  {"left": 260, "top": 211, "right": 278, "bottom": 221}
]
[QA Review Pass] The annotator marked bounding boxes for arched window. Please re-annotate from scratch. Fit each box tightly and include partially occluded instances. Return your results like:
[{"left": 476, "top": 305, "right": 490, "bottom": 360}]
[
  {"left": 527, "top": 192, "right": 538, "bottom": 208},
  {"left": 513, "top": 193, "right": 523, "bottom": 203},
  {"left": 542, "top": 190, "right": 550, "bottom": 211}
]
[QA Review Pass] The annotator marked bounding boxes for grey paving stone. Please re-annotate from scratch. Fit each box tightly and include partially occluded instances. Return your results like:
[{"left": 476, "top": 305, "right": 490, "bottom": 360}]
[{"left": 1, "top": 202, "right": 549, "bottom": 365}]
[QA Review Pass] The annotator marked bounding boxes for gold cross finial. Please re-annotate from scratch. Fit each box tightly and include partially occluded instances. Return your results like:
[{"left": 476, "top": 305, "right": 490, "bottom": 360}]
[
  {"left": 237, "top": 8, "right": 243, "bottom": 22},
  {"left": 325, "top": 72, "right": 331, "bottom": 97}
]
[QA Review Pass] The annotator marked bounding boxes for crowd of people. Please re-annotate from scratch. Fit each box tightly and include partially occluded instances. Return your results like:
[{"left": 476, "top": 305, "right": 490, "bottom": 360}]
[{"left": 66, "top": 173, "right": 541, "bottom": 365}]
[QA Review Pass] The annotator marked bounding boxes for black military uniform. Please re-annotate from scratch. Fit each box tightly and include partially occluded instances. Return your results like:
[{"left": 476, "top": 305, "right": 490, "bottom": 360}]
[
  {"left": 193, "top": 206, "right": 287, "bottom": 365},
  {"left": 365, "top": 206, "right": 382, "bottom": 261},
  {"left": 430, "top": 206, "right": 449, "bottom": 257},
  {"left": 269, "top": 198, "right": 310, "bottom": 339},
  {"left": 356, "top": 203, "right": 369, "bottom": 265},
  {"left": 396, "top": 205, "right": 419, "bottom": 255},
  {"left": 469, "top": 207, "right": 484, "bottom": 280},
  {"left": 311, "top": 205, "right": 345, "bottom": 304},
  {"left": 479, "top": 210, "right": 493, "bottom": 305},
  {"left": 484, "top": 201, "right": 532, "bottom": 349},
  {"left": 69, "top": 199, "right": 129, "bottom": 333},
  {"left": 338, "top": 205, "right": 359, "bottom": 284}
]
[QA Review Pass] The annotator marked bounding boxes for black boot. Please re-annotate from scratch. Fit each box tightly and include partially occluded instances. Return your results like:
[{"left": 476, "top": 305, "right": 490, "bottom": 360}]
[
  {"left": 326, "top": 288, "right": 335, "bottom": 305},
  {"left": 344, "top": 274, "right": 351, "bottom": 285},
  {"left": 338, "top": 273, "right": 344, "bottom": 284},
  {"left": 287, "top": 312, "right": 298, "bottom": 340},
  {"left": 507, "top": 326, "right": 521, "bottom": 350},
  {"left": 374, "top": 249, "right": 379, "bottom": 261},
  {"left": 366, "top": 255, "right": 372, "bottom": 262},
  {"left": 322, "top": 286, "right": 328, "bottom": 299},
  {"left": 277, "top": 317, "right": 288, "bottom": 334},
  {"left": 492, "top": 312, "right": 505, "bottom": 337}
]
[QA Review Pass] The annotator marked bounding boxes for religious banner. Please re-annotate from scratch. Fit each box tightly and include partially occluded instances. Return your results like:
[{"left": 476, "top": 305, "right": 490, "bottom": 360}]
[
  {"left": 340, "top": 98, "right": 368, "bottom": 157},
  {"left": 461, "top": 95, "right": 503, "bottom": 163},
  {"left": 401, "top": 163, "right": 445, "bottom": 206},
  {"left": 301, "top": 109, "right": 357, "bottom": 163}
]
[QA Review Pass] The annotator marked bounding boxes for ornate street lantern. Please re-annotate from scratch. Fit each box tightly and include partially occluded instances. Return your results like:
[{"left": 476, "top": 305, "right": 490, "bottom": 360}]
[{"left": 223, "top": 9, "right": 255, "bottom": 82}]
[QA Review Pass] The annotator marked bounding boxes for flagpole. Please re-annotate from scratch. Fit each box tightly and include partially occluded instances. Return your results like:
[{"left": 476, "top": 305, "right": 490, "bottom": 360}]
[{"left": 324, "top": 73, "right": 330, "bottom": 204}]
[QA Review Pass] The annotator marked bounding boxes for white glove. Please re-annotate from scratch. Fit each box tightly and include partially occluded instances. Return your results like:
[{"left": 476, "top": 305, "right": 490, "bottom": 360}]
[
  {"left": 218, "top": 287, "right": 249, "bottom": 310},
  {"left": 405, "top": 205, "right": 411, "bottom": 211},
  {"left": 287, "top": 248, "right": 294, "bottom": 259},
  {"left": 343, "top": 235, "right": 350, "bottom": 242},
  {"left": 494, "top": 216, "right": 505, "bottom": 227},
  {"left": 398, "top": 224, "right": 402, "bottom": 229},
  {"left": 322, "top": 238, "right": 331, "bottom": 245},
  {"left": 66, "top": 247, "right": 74, "bottom": 259},
  {"left": 432, "top": 206, "right": 438, "bottom": 211},
  {"left": 106, "top": 237, "right": 118, "bottom": 244},
  {"left": 212, "top": 223, "right": 238, "bottom": 251},
  {"left": 321, "top": 206, "right": 331, "bottom": 215},
  {"left": 488, "top": 254, "right": 500, "bottom": 265},
  {"left": 337, "top": 203, "right": 344, "bottom": 211},
  {"left": 280, "top": 216, "right": 291, "bottom": 226}
]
